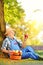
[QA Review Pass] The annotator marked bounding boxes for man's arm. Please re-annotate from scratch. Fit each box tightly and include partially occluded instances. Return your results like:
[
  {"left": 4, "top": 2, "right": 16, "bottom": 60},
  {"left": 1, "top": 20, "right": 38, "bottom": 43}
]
[
  {"left": 1, "top": 38, "right": 12, "bottom": 54},
  {"left": 1, "top": 49, "right": 12, "bottom": 54},
  {"left": 21, "top": 39, "right": 26, "bottom": 48}
]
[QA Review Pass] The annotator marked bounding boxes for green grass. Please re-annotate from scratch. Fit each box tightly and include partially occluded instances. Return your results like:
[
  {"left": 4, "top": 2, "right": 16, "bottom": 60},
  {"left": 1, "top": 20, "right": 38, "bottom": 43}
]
[
  {"left": 35, "top": 50, "right": 43, "bottom": 57},
  {"left": 0, "top": 58, "right": 43, "bottom": 65},
  {"left": 0, "top": 50, "right": 43, "bottom": 65}
]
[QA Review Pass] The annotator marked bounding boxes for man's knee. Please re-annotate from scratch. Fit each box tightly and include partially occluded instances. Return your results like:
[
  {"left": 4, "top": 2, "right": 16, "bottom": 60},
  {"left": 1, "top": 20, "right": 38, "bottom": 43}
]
[{"left": 26, "top": 46, "right": 33, "bottom": 50}]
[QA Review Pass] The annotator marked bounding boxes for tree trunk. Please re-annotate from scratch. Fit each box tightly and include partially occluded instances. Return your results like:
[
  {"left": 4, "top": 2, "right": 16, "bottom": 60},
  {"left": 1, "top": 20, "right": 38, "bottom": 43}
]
[{"left": 0, "top": 0, "right": 6, "bottom": 49}]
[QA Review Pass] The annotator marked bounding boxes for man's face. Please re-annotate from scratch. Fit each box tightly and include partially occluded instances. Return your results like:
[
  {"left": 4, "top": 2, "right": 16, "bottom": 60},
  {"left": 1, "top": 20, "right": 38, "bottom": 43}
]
[{"left": 8, "top": 28, "right": 15, "bottom": 36}]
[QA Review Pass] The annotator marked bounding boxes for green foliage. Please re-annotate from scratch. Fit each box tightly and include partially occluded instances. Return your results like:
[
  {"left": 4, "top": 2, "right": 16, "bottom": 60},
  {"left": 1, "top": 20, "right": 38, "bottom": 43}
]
[
  {"left": 31, "top": 39, "right": 41, "bottom": 46},
  {"left": 4, "top": 0, "right": 25, "bottom": 26},
  {"left": 4, "top": 0, "right": 42, "bottom": 46}
]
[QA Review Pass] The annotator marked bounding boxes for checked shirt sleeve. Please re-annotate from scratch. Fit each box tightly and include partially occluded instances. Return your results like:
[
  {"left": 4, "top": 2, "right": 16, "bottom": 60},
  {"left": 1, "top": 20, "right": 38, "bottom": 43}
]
[{"left": 1, "top": 38, "right": 10, "bottom": 50}]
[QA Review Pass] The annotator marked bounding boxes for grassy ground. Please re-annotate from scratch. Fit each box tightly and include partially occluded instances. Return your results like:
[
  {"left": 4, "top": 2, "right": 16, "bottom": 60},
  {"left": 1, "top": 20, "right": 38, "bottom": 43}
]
[
  {"left": 0, "top": 58, "right": 43, "bottom": 65},
  {"left": 0, "top": 50, "right": 43, "bottom": 65}
]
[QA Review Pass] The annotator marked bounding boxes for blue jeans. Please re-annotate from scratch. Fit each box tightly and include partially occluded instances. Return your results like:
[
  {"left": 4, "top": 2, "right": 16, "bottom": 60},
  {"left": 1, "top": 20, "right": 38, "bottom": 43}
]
[{"left": 21, "top": 46, "right": 39, "bottom": 60}]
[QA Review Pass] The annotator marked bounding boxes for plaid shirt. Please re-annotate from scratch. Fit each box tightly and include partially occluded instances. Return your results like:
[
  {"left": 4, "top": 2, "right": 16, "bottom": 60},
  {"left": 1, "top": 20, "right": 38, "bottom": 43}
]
[{"left": 1, "top": 36, "right": 22, "bottom": 50}]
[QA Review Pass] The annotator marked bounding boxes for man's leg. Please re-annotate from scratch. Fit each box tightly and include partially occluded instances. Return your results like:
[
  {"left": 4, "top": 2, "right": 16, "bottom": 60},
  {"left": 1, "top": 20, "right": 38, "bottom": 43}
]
[
  {"left": 22, "top": 51, "right": 39, "bottom": 60},
  {"left": 22, "top": 46, "right": 43, "bottom": 60},
  {"left": 22, "top": 46, "right": 35, "bottom": 53}
]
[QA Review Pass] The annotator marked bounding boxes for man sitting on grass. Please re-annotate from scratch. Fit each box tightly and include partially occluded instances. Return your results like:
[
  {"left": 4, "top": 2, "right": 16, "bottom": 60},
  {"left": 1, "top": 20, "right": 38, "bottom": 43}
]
[{"left": 1, "top": 27, "right": 43, "bottom": 60}]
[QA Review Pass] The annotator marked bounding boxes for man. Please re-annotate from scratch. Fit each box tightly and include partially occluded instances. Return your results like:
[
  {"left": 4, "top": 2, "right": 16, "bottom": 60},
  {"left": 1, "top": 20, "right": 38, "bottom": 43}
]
[{"left": 1, "top": 27, "right": 43, "bottom": 60}]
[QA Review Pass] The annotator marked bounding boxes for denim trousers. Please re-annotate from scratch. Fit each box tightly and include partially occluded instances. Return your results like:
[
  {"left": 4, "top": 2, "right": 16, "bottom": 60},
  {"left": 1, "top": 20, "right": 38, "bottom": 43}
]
[{"left": 21, "top": 46, "right": 39, "bottom": 60}]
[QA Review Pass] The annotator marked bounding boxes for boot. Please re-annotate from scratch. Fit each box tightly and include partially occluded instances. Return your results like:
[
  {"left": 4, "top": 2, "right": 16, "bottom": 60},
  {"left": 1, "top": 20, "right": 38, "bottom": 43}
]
[{"left": 38, "top": 57, "right": 43, "bottom": 60}]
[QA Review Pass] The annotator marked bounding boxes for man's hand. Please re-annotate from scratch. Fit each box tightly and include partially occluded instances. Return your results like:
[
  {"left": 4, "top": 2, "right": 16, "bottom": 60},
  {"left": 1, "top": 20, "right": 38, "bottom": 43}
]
[
  {"left": 9, "top": 50, "right": 22, "bottom": 56},
  {"left": 1, "top": 49, "right": 13, "bottom": 54}
]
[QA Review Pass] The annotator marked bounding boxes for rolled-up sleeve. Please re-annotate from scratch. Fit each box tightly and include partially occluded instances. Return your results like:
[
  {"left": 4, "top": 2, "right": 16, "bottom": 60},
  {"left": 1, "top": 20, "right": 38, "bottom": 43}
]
[
  {"left": 1, "top": 37, "right": 10, "bottom": 50},
  {"left": 1, "top": 39, "right": 8, "bottom": 50}
]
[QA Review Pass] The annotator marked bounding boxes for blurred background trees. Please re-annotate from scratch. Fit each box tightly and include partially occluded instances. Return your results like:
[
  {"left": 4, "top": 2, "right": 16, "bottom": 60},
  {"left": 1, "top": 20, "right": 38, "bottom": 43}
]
[
  {"left": 4, "top": 0, "right": 25, "bottom": 26},
  {"left": 4, "top": 0, "right": 43, "bottom": 46},
  {"left": 3, "top": 0, "right": 43, "bottom": 46}
]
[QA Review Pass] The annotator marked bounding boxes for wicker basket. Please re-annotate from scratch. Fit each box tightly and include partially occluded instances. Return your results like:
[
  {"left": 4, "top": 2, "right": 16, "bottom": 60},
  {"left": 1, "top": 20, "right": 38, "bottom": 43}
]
[
  {"left": 10, "top": 55, "right": 21, "bottom": 60},
  {"left": 10, "top": 51, "right": 22, "bottom": 60}
]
